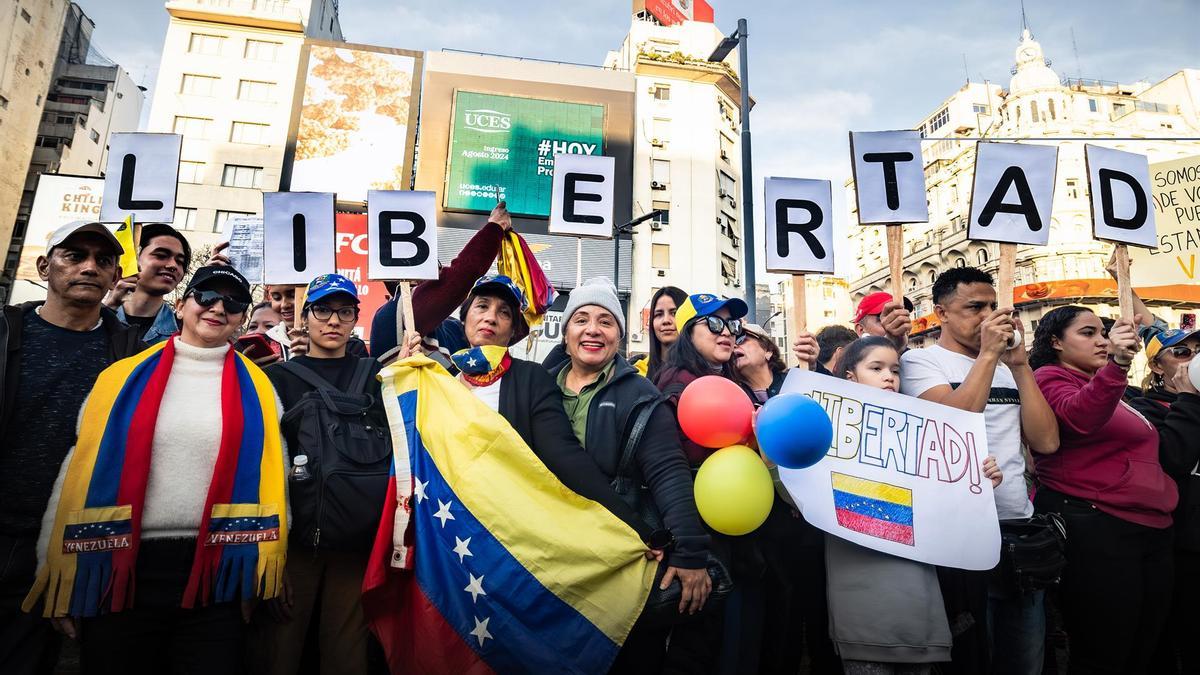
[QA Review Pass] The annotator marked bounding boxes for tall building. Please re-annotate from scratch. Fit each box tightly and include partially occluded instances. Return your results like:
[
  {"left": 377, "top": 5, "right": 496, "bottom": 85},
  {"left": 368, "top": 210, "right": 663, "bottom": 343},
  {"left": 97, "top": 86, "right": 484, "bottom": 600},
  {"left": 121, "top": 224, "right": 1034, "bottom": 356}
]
[
  {"left": 0, "top": 0, "right": 70, "bottom": 268},
  {"left": 146, "top": 0, "right": 342, "bottom": 248},
  {"left": 604, "top": 10, "right": 751, "bottom": 351},
  {"left": 847, "top": 29, "right": 1200, "bottom": 355},
  {"left": 767, "top": 275, "right": 852, "bottom": 365},
  {"left": 2, "top": 2, "right": 145, "bottom": 295}
]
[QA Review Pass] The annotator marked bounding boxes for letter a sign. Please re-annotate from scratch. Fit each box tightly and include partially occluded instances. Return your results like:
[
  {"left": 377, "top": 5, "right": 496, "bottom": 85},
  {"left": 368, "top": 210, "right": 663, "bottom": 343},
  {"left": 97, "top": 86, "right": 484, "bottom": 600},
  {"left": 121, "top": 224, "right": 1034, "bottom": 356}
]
[
  {"left": 967, "top": 142, "right": 1058, "bottom": 246},
  {"left": 367, "top": 190, "right": 438, "bottom": 281},
  {"left": 99, "top": 132, "right": 182, "bottom": 223},
  {"left": 1085, "top": 145, "right": 1158, "bottom": 248},
  {"left": 549, "top": 154, "right": 615, "bottom": 238},
  {"left": 764, "top": 177, "right": 836, "bottom": 274}
]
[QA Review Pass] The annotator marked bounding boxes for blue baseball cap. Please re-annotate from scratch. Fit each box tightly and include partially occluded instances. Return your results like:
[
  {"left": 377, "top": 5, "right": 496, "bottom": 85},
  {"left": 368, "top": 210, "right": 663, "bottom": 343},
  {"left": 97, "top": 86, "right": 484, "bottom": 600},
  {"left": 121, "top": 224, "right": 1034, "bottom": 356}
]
[
  {"left": 1146, "top": 328, "right": 1200, "bottom": 362},
  {"left": 304, "top": 273, "right": 359, "bottom": 306},
  {"left": 674, "top": 293, "right": 749, "bottom": 332},
  {"left": 463, "top": 274, "right": 529, "bottom": 345}
]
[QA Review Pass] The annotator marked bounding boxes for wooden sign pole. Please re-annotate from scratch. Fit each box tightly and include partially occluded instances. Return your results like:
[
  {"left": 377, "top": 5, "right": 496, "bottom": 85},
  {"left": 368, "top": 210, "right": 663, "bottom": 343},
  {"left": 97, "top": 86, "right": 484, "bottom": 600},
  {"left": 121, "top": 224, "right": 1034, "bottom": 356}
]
[
  {"left": 1114, "top": 243, "right": 1135, "bottom": 320},
  {"left": 997, "top": 244, "right": 1016, "bottom": 309},
  {"left": 792, "top": 274, "right": 808, "bottom": 371},
  {"left": 293, "top": 284, "right": 307, "bottom": 331},
  {"left": 398, "top": 280, "right": 417, "bottom": 345},
  {"left": 886, "top": 225, "right": 905, "bottom": 302}
]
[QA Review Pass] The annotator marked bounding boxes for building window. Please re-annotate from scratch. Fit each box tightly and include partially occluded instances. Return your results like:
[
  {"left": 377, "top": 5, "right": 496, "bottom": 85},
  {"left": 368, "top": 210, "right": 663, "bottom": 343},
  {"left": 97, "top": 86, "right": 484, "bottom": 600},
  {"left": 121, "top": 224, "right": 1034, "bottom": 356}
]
[
  {"left": 652, "top": 244, "right": 670, "bottom": 269},
  {"left": 89, "top": 129, "right": 100, "bottom": 143},
  {"left": 719, "top": 133, "right": 733, "bottom": 161},
  {"left": 651, "top": 159, "right": 670, "bottom": 188},
  {"left": 244, "top": 39, "right": 280, "bottom": 62},
  {"left": 214, "top": 210, "right": 253, "bottom": 233},
  {"left": 35, "top": 136, "right": 61, "bottom": 148},
  {"left": 58, "top": 79, "right": 106, "bottom": 92},
  {"left": 928, "top": 107, "right": 949, "bottom": 134},
  {"left": 651, "top": 199, "right": 670, "bottom": 226},
  {"left": 0, "top": 95, "right": 8, "bottom": 109},
  {"left": 188, "top": 33, "right": 225, "bottom": 55},
  {"left": 1066, "top": 179, "right": 1079, "bottom": 199},
  {"left": 653, "top": 84, "right": 670, "bottom": 101},
  {"left": 173, "top": 116, "right": 211, "bottom": 139},
  {"left": 1048, "top": 98, "right": 1056, "bottom": 120},
  {"left": 927, "top": 270, "right": 936, "bottom": 285},
  {"left": 718, "top": 171, "right": 736, "bottom": 200},
  {"left": 1088, "top": 98, "right": 1098, "bottom": 113},
  {"left": 237, "top": 79, "right": 275, "bottom": 103},
  {"left": 180, "top": 74, "right": 218, "bottom": 96},
  {"left": 179, "top": 161, "right": 205, "bottom": 184},
  {"left": 1030, "top": 101, "right": 1039, "bottom": 123},
  {"left": 908, "top": 277, "right": 918, "bottom": 291},
  {"left": 173, "top": 207, "right": 198, "bottom": 231},
  {"left": 230, "top": 121, "right": 269, "bottom": 144},
  {"left": 954, "top": 257, "right": 966, "bottom": 268},
  {"left": 972, "top": 103, "right": 989, "bottom": 114},
  {"left": 977, "top": 248, "right": 989, "bottom": 265},
  {"left": 20, "top": 8, "right": 31, "bottom": 22},
  {"left": 720, "top": 254, "right": 738, "bottom": 283},
  {"left": 221, "top": 165, "right": 263, "bottom": 189},
  {"left": 651, "top": 118, "right": 668, "bottom": 144}
]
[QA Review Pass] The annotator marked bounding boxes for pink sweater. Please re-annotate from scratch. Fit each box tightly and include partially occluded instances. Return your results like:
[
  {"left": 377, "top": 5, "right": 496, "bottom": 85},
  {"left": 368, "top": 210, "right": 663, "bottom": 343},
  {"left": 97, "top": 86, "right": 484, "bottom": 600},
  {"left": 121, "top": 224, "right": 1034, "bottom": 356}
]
[{"left": 1033, "top": 362, "right": 1177, "bottom": 528}]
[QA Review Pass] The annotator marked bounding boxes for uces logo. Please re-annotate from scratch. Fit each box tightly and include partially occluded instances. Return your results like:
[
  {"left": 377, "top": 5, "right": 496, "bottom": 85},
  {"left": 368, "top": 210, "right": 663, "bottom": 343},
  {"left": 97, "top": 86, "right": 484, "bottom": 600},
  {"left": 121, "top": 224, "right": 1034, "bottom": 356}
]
[{"left": 463, "top": 108, "right": 512, "bottom": 134}]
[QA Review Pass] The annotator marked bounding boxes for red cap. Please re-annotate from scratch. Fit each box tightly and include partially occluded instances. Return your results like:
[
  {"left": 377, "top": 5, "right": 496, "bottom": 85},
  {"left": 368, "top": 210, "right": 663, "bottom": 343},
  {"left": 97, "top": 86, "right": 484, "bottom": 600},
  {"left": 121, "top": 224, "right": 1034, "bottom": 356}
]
[{"left": 853, "top": 292, "right": 914, "bottom": 325}]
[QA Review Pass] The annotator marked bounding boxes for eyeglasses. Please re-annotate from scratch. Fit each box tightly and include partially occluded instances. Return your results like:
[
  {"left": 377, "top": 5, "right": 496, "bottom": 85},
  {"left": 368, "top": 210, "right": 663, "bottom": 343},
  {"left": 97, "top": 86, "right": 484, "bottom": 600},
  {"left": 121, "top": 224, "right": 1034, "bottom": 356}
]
[
  {"left": 735, "top": 332, "right": 767, "bottom": 346},
  {"left": 1164, "top": 345, "right": 1197, "bottom": 359},
  {"left": 308, "top": 304, "right": 358, "bottom": 322},
  {"left": 692, "top": 315, "right": 743, "bottom": 337},
  {"left": 188, "top": 289, "right": 248, "bottom": 315}
]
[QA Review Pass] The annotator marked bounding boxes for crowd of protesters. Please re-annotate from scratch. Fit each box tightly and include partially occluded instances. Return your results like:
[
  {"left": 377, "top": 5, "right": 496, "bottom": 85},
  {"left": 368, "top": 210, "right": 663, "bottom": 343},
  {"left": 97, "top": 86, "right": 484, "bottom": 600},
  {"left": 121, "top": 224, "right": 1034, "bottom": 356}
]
[{"left": 1, "top": 205, "right": 1197, "bottom": 675}]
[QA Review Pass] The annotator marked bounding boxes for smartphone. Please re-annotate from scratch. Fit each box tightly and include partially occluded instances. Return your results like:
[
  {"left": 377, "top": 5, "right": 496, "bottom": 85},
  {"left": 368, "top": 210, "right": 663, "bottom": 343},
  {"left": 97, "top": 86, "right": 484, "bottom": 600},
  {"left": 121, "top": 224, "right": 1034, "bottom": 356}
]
[
  {"left": 1182, "top": 313, "right": 1196, "bottom": 332},
  {"left": 235, "top": 333, "right": 280, "bottom": 361}
]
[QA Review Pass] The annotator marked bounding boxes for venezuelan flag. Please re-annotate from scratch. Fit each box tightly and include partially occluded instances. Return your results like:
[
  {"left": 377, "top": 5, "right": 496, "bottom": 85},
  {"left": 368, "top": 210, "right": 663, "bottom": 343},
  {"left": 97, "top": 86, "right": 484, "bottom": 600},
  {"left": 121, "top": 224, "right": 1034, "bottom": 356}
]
[
  {"left": 363, "top": 356, "right": 655, "bottom": 674},
  {"left": 832, "top": 472, "right": 915, "bottom": 546}
]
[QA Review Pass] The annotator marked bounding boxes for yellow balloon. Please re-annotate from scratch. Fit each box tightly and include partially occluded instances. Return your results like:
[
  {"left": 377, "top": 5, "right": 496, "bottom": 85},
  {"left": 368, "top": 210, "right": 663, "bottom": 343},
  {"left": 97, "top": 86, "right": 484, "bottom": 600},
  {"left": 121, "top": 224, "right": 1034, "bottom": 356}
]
[{"left": 693, "top": 445, "right": 775, "bottom": 535}]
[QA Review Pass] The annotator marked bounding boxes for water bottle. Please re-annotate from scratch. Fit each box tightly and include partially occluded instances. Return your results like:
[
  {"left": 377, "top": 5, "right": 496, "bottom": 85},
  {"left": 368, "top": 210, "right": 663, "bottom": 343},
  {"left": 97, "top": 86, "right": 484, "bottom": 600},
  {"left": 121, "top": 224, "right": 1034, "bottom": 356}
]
[{"left": 290, "top": 455, "right": 313, "bottom": 482}]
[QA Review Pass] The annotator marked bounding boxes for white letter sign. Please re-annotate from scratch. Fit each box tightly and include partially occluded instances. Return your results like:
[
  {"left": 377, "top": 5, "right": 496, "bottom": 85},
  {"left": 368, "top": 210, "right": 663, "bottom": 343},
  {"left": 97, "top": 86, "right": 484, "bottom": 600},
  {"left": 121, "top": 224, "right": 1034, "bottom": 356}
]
[
  {"left": 764, "top": 177, "right": 835, "bottom": 274},
  {"left": 849, "top": 130, "right": 929, "bottom": 224},
  {"left": 263, "top": 192, "right": 336, "bottom": 285},
  {"left": 99, "top": 132, "right": 182, "bottom": 223},
  {"left": 549, "top": 154, "right": 615, "bottom": 238},
  {"left": 1086, "top": 144, "right": 1158, "bottom": 248},
  {"left": 968, "top": 142, "right": 1058, "bottom": 246},
  {"left": 367, "top": 190, "right": 438, "bottom": 281},
  {"left": 779, "top": 369, "right": 1000, "bottom": 570}
]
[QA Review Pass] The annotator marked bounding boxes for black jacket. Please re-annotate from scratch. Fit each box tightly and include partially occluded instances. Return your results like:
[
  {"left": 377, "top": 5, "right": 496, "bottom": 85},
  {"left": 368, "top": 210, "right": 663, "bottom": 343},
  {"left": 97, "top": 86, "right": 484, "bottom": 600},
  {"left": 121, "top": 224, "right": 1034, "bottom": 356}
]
[
  {"left": 497, "top": 358, "right": 653, "bottom": 542},
  {"left": 1130, "top": 387, "right": 1200, "bottom": 552},
  {"left": 1, "top": 301, "right": 144, "bottom": 437},
  {"left": 548, "top": 355, "right": 710, "bottom": 569}
]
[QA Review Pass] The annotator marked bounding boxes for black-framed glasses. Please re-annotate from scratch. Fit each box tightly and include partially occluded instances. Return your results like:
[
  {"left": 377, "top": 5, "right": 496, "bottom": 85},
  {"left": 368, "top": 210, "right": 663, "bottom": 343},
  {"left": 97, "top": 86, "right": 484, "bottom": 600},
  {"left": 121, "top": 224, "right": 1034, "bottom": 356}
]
[
  {"left": 308, "top": 304, "right": 358, "bottom": 322},
  {"left": 693, "top": 315, "right": 743, "bottom": 337},
  {"left": 188, "top": 289, "right": 248, "bottom": 315}
]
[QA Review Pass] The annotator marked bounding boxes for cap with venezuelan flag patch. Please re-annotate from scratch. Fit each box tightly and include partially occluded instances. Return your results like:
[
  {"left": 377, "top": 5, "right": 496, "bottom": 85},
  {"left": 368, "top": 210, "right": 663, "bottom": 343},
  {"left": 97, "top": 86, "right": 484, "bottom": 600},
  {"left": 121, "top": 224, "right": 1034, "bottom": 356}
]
[
  {"left": 1145, "top": 328, "right": 1200, "bottom": 362},
  {"left": 674, "top": 293, "right": 749, "bottom": 333},
  {"left": 304, "top": 273, "right": 360, "bottom": 307}
]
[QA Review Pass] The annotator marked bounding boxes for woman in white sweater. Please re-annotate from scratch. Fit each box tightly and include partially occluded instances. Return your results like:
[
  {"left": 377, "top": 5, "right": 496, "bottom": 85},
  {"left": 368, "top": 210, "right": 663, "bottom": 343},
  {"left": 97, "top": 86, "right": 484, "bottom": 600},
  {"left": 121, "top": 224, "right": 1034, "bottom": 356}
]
[{"left": 25, "top": 265, "right": 289, "bottom": 674}]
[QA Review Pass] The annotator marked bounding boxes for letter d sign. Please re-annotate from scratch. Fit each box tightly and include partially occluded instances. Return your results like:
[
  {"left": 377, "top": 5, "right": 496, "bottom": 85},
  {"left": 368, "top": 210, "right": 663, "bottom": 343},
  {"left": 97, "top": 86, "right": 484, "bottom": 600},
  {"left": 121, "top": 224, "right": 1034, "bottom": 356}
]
[
  {"left": 549, "top": 154, "right": 616, "bottom": 238},
  {"left": 99, "top": 132, "right": 182, "bottom": 223},
  {"left": 367, "top": 190, "right": 439, "bottom": 281},
  {"left": 1085, "top": 144, "right": 1158, "bottom": 249}
]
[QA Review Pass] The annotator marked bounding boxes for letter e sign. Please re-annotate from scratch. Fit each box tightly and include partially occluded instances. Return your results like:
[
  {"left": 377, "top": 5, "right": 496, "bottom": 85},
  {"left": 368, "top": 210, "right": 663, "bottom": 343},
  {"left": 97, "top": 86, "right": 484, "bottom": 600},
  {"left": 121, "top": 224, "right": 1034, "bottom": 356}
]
[
  {"left": 549, "top": 154, "right": 615, "bottom": 238},
  {"left": 367, "top": 190, "right": 438, "bottom": 281}
]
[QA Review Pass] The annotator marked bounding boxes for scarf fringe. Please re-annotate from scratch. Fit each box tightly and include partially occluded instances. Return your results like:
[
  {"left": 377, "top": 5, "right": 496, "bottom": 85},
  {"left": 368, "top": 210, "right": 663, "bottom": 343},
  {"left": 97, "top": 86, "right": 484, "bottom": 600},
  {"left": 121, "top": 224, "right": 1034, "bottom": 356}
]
[{"left": 182, "top": 548, "right": 287, "bottom": 608}]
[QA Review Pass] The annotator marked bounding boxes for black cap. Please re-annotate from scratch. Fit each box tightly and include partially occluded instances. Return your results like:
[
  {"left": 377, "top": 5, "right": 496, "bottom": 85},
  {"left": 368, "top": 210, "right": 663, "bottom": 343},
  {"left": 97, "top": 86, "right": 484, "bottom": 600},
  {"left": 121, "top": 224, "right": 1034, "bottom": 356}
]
[
  {"left": 139, "top": 223, "right": 192, "bottom": 264},
  {"left": 184, "top": 265, "right": 251, "bottom": 303}
]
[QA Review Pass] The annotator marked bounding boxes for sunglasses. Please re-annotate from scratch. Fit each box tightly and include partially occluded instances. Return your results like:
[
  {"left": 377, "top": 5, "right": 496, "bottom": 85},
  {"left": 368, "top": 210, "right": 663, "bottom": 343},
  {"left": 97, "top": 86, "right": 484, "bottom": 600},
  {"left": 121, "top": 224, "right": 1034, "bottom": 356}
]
[
  {"left": 692, "top": 315, "right": 744, "bottom": 337},
  {"left": 1162, "top": 345, "right": 1197, "bottom": 360},
  {"left": 735, "top": 332, "right": 767, "bottom": 346},
  {"left": 188, "top": 289, "right": 249, "bottom": 315}
]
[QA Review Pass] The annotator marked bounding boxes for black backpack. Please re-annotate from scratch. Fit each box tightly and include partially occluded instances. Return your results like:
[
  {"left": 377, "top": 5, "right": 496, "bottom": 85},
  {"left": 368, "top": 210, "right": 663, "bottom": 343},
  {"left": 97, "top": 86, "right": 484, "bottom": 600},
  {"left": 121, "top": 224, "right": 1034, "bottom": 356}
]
[{"left": 279, "top": 358, "right": 392, "bottom": 551}]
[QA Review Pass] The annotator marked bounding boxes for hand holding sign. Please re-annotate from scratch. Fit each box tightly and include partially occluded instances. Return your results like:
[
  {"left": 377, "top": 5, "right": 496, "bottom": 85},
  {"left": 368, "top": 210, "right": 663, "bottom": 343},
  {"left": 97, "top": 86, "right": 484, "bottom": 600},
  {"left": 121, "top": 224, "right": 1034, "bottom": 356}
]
[
  {"left": 1086, "top": 145, "right": 1158, "bottom": 319},
  {"left": 367, "top": 190, "right": 440, "bottom": 345}
]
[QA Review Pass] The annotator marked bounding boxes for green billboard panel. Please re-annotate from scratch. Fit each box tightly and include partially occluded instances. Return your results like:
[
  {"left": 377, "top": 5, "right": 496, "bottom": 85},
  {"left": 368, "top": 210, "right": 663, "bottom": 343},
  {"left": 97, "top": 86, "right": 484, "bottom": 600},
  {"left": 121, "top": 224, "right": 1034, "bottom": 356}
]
[{"left": 445, "top": 91, "right": 605, "bottom": 218}]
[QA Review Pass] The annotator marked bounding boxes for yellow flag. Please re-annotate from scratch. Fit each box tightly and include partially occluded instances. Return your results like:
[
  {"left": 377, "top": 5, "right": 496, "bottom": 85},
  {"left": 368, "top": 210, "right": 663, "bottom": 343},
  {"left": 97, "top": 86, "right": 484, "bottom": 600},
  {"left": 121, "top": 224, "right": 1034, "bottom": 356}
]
[{"left": 113, "top": 216, "right": 137, "bottom": 276}]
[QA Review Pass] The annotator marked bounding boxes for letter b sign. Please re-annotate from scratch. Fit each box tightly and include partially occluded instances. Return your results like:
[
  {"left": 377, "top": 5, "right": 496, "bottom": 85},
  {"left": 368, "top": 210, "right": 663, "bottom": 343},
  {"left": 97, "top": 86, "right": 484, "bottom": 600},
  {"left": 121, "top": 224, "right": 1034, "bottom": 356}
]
[{"left": 367, "top": 190, "right": 439, "bottom": 281}]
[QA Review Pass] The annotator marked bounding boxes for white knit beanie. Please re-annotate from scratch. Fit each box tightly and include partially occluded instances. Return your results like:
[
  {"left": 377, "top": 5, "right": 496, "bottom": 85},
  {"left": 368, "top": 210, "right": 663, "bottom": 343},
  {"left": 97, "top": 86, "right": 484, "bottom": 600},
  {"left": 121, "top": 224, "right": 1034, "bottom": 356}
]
[{"left": 563, "top": 277, "right": 625, "bottom": 335}]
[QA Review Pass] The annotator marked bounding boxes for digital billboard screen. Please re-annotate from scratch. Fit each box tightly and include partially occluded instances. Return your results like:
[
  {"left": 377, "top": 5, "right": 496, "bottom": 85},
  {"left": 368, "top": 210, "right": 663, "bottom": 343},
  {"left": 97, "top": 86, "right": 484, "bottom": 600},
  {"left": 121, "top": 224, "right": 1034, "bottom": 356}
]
[{"left": 444, "top": 91, "right": 605, "bottom": 218}]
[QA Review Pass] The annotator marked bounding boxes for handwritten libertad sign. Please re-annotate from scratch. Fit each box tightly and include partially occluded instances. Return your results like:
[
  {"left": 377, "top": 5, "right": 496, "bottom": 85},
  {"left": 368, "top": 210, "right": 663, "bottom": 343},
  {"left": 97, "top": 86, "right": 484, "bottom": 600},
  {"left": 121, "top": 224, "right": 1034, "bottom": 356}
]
[{"left": 778, "top": 369, "right": 1001, "bottom": 570}]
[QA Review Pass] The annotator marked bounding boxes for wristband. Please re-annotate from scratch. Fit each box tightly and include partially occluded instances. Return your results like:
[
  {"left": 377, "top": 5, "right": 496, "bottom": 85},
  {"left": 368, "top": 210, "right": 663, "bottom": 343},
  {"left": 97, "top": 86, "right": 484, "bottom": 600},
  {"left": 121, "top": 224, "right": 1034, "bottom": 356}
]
[{"left": 1110, "top": 354, "right": 1133, "bottom": 368}]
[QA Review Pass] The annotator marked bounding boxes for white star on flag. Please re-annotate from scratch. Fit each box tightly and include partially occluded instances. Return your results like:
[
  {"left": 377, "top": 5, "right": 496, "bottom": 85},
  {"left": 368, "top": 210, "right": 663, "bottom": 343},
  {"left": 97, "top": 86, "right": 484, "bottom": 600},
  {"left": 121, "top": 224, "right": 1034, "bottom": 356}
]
[
  {"left": 453, "top": 536, "right": 473, "bottom": 563},
  {"left": 434, "top": 500, "right": 455, "bottom": 527},
  {"left": 470, "top": 616, "right": 492, "bottom": 646},
  {"left": 467, "top": 357, "right": 478, "bottom": 367},
  {"left": 464, "top": 573, "right": 486, "bottom": 603},
  {"left": 413, "top": 478, "right": 428, "bottom": 504}
]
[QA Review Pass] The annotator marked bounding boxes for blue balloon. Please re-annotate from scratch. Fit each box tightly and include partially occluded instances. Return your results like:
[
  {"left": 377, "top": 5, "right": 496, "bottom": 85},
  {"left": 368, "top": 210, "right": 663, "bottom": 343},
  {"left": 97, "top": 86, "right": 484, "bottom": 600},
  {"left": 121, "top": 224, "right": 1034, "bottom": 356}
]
[{"left": 756, "top": 393, "right": 833, "bottom": 469}]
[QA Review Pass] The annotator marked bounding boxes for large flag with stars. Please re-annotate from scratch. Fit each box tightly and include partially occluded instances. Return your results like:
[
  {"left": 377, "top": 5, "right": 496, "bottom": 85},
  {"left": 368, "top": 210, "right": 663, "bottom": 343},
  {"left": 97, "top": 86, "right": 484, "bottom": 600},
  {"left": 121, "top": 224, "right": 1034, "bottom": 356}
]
[{"left": 363, "top": 356, "right": 655, "bottom": 674}]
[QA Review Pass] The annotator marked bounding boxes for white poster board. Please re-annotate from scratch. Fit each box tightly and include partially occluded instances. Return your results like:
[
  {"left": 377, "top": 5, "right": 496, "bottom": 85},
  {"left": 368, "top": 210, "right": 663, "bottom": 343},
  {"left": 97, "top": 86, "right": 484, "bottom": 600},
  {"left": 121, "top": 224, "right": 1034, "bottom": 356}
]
[
  {"left": 764, "top": 177, "right": 835, "bottom": 274},
  {"left": 849, "top": 130, "right": 929, "bottom": 224},
  {"left": 1132, "top": 155, "right": 1200, "bottom": 286},
  {"left": 17, "top": 175, "right": 104, "bottom": 281},
  {"left": 99, "top": 133, "right": 182, "bottom": 223},
  {"left": 1086, "top": 144, "right": 1158, "bottom": 248},
  {"left": 366, "top": 190, "right": 438, "bottom": 281},
  {"left": 262, "top": 192, "right": 336, "bottom": 285},
  {"left": 548, "top": 154, "right": 615, "bottom": 238},
  {"left": 220, "top": 215, "right": 265, "bottom": 284},
  {"left": 778, "top": 369, "right": 1000, "bottom": 570},
  {"left": 967, "top": 142, "right": 1058, "bottom": 246}
]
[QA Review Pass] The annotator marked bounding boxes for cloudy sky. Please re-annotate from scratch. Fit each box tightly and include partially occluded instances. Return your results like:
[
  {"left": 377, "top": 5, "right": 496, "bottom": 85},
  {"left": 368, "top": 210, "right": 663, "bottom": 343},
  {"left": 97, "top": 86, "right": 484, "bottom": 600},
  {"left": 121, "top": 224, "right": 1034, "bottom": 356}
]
[{"left": 79, "top": 0, "right": 1198, "bottom": 276}]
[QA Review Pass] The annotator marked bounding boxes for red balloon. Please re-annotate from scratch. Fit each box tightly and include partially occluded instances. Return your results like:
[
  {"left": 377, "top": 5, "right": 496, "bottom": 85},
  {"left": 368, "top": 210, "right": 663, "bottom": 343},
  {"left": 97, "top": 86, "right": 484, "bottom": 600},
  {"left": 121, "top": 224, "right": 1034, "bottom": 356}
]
[{"left": 677, "top": 376, "right": 754, "bottom": 449}]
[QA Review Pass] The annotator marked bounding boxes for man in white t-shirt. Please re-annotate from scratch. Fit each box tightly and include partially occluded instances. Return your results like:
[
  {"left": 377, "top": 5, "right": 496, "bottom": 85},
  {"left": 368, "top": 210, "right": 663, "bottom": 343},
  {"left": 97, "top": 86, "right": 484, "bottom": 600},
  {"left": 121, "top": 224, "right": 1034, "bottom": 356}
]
[{"left": 900, "top": 266, "right": 1059, "bottom": 675}]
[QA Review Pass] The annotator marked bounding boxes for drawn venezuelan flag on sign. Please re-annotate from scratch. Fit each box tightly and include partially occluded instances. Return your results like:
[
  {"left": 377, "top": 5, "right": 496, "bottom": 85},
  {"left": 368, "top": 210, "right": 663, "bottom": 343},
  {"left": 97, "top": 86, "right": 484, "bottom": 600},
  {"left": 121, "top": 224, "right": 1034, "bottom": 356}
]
[{"left": 832, "top": 472, "right": 914, "bottom": 546}]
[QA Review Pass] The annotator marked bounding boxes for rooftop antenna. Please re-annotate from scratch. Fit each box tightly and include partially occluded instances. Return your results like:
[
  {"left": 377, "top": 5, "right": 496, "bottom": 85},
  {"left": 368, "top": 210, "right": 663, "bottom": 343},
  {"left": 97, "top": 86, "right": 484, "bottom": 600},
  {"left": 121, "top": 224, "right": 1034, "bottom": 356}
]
[
  {"left": 1020, "top": 0, "right": 1029, "bottom": 34},
  {"left": 1070, "top": 26, "right": 1082, "bottom": 79},
  {"left": 962, "top": 53, "right": 970, "bottom": 85}
]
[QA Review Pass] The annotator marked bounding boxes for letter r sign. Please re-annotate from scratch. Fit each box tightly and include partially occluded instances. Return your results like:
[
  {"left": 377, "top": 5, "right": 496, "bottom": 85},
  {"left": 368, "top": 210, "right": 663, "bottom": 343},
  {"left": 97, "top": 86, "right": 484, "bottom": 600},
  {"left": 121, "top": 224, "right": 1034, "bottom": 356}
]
[
  {"left": 367, "top": 190, "right": 439, "bottom": 281},
  {"left": 764, "top": 177, "right": 836, "bottom": 274},
  {"left": 549, "top": 154, "right": 616, "bottom": 238}
]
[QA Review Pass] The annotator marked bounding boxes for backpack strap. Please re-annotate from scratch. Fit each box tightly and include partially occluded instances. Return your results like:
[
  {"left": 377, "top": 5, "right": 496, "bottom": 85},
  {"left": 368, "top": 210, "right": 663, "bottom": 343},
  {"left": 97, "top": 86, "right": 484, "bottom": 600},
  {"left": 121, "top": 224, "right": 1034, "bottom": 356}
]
[
  {"left": 278, "top": 360, "right": 339, "bottom": 392},
  {"left": 615, "top": 399, "right": 660, "bottom": 482},
  {"left": 348, "top": 357, "right": 376, "bottom": 394}
]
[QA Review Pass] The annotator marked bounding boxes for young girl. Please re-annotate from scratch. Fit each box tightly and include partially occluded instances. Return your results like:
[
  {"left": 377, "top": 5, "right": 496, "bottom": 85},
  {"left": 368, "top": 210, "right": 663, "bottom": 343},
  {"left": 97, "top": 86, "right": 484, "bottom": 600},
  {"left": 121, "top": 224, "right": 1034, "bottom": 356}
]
[{"left": 828, "top": 336, "right": 1001, "bottom": 675}]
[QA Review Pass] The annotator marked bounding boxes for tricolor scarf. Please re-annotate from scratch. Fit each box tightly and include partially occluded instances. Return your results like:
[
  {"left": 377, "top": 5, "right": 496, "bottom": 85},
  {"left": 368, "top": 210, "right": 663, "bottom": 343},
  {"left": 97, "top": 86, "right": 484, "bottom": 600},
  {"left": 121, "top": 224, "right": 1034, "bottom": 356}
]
[
  {"left": 24, "top": 338, "right": 287, "bottom": 618},
  {"left": 451, "top": 344, "right": 511, "bottom": 387}
]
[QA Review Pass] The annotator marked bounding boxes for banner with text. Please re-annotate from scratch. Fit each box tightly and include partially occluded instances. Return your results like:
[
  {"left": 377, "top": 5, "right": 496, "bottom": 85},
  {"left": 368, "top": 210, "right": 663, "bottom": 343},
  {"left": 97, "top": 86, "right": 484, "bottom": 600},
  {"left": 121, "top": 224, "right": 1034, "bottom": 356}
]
[{"left": 1132, "top": 154, "right": 1200, "bottom": 286}]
